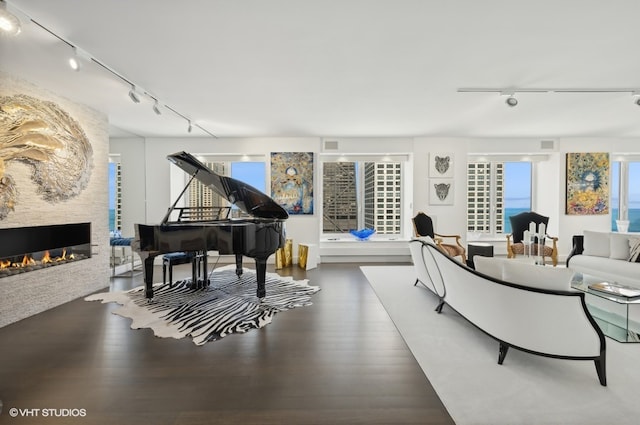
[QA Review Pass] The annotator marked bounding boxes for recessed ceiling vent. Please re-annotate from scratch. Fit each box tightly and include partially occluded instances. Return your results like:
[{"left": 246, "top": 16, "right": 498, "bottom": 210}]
[
  {"left": 540, "top": 140, "right": 555, "bottom": 150},
  {"left": 323, "top": 140, "right": 339, "bottom": 151}
]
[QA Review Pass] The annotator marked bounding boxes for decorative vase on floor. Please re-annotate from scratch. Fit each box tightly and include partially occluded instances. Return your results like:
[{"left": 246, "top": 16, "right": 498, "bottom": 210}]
[{"left": 284, "top": 239, "right": 293, "bottom": 267}]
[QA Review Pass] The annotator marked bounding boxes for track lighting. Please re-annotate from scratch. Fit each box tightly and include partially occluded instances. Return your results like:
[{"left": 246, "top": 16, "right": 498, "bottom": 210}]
[
  {"left": 0, "top": 1, "right": 21, "bottom": 36},
  {"left": 505, "top": 96, "right": 518, "bottom": 107},
  {"left": 68, "top": 47, "right": 90, "bottom": 72},
  {"left": 68, "top": 56, "right": 80, "bottom": 71},
  {"left": 152, "top": 99, "right": 161, "bottom": 115},
  {"left": 1, "top": 4, "right": 217, "bottom": 137},
  {"left": 128, "top": 85, "right": 141, "bottom": 103},
  {"left": 459, "top": 87, "right": 640, "bottom": 109}
]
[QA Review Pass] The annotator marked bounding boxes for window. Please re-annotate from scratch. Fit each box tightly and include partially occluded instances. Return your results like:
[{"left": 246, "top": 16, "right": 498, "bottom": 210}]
[
  {"left": 467, "top": 160, "right": 532, "bottom": 236},
  {"left": 188, "top": 159, "right": 266, "bottom": 217},
  {"left": 611, "top": 160, "right": 640, "bottom": 232},
  {"left": 322, "top": 159, "right": 403, "bottom": 236}
]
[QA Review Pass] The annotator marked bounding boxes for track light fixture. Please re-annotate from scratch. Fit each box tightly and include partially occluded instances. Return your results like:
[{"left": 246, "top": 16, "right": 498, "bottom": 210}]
[
  {"left": 128, "top": 85, "right": 141, "bottom": 103},
  {"left": 152, "top": 99, "right": 162, "bottom": 115},
  {"left": 68, "top": 46, "right": 90, "bottom": 72},
  {"left": 499, "top": 90, "right": 518, "bottom": 107},
  {"left": 68, "top": 56, "right": 80, "bottom": 72},
  {"left": 505, "top": 96, "right": 518, "bottom": 107},
  {"left": 187, "top": 120, "right": 193, "bottom": 133},
  {"left": 0, "top": 1, "right": 22, "bottom": 36}
]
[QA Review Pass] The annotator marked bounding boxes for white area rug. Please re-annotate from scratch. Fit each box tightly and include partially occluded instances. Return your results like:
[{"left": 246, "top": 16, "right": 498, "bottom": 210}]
[
  {"left": 86, "top": 265, "right": 319, "bottom": 345},
  {"left": 361, "top": 265, "right": 640, "bottom": 425}
]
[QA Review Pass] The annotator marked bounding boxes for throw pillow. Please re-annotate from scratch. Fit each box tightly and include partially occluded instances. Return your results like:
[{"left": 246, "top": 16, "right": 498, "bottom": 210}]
[
  {"left": 610, "top": 233, "right": 631, "bottom": 260},
  {"left": 473, "top": 256, "right": 506, "bottom": 280},
  {"left": 501, "top": 261, "right": 574, "bottom": 292},
  {"left": 582, "top": 230, "right": 610, "bottom": 258},
  {"left": 629, "top": 238, "right": 640, "bottom": 263}
]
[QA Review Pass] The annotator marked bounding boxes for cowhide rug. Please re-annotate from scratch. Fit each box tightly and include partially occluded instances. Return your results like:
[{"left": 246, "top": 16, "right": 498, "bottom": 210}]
[{"left": 86, "top": 265, "right": 320, "bottom": 345}]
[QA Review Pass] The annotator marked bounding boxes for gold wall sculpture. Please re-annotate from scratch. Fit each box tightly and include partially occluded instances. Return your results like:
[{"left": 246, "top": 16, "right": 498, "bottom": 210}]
[{"left": 0, "top": 94, "right": 93, "bottom": 220}]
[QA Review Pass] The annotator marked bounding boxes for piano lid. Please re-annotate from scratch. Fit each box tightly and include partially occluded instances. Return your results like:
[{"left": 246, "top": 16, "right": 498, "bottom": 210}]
[{"left": 167, "top": 151, "right": 288, "bottom": 220}]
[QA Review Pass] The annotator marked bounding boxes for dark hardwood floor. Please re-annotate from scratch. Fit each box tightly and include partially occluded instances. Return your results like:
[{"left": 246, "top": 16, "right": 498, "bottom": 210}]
[{"left": 0, "top": 262, "right": 454, "bottom": 425}]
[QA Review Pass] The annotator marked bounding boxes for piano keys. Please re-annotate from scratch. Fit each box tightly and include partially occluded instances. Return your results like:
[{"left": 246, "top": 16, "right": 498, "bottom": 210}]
[{"left": 132, "top": 151, "right": 288, "bottom": 300}]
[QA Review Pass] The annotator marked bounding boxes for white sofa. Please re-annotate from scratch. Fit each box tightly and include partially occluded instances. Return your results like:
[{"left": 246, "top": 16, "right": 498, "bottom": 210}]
[
  {"left": 567, "top": 231, "right": 640, "bottom": 289},
  {"left": 409, "top": 238, "right": 607, "bottom": 386}
]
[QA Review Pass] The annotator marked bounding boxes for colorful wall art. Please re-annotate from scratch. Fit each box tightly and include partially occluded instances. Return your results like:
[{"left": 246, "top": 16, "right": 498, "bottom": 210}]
[
  {"left": 565, "top": 152, "right": 609, "bottom": 215},
  {"left": 270, "top": 152, "right": 314, "bottom": 214}
]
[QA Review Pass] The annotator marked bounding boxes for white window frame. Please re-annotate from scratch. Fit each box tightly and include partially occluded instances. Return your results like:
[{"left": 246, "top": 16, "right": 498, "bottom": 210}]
[
  {"left": 611, "top": 154, "right": 640, "bottom": 230},
  {"left": 467, "top": 154, "right": 546, "bottom": 240},
  {"left": 319, "top": 153, "right": 412, "bottom": 241}
]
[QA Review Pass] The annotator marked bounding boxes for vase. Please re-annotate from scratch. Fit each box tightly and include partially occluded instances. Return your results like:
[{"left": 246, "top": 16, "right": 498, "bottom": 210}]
[
  {"left": 617, "top": 220, "right": 630, "bottom": 233},
  {"left": 284, "top": 239, "right": 293, "bottom": 267}
]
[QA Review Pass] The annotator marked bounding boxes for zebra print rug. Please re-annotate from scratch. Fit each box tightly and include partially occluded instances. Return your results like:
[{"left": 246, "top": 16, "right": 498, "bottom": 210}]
[{"left": 85, "top": 266, "right": 320, "bottom": 345}]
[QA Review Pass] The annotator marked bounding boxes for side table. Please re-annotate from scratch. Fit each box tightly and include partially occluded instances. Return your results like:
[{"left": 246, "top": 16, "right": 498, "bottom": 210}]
[{"left": 467, "top": 242, "right": 494, "bottom": 269}]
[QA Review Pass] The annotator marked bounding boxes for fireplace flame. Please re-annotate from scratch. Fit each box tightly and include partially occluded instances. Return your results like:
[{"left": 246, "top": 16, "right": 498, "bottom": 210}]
[
  {"left": 0, "top": 247, "right": 83, "bottom": 275},
  {"left": 42, "top": 250, "right": 52, "bottom": 264}
]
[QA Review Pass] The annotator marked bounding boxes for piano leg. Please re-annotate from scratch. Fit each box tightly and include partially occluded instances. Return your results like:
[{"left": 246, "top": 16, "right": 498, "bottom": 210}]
[
  {"left": 255, "top": 257, "right": 267, "bottom": 299},
  {"left": 235, "top": 254, "right": 244, "bottom": 278},
  {"left": 142, "top": 256, "right": 156, "bottom": 299}
]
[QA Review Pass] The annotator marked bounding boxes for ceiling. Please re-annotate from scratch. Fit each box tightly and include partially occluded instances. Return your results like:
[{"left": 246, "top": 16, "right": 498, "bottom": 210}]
[{"left": 2, "top": 0, "right": 640, "bottom": 139}]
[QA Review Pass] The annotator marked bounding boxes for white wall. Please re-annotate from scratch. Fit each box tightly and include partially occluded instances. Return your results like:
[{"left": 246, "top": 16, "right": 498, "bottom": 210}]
[
  {"left": 111, "top": 136, "right": 640, "bottom": 262},
  {"left": 412, "top": 138, "right": 470, "bottom": 239}
]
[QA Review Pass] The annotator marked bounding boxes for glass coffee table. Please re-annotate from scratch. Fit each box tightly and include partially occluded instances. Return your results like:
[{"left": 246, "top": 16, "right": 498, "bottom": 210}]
[{"left": 571, "top": 272, "right": 640, "bottom": 343}]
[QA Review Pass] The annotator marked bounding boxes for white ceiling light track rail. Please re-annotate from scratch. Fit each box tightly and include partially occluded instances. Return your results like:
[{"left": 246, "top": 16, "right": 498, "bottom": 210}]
[
  {"left": 1, "top": 0, "right": 217, "bottom": 138},
  {"left": 458, "top": 87, "right": 640, "bottom": 107}
]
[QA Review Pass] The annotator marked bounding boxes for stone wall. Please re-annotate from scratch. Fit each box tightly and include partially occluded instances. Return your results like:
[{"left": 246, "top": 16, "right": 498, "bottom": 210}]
[{"left": 0, "top": 72, "right": 110, "bottom": 327}]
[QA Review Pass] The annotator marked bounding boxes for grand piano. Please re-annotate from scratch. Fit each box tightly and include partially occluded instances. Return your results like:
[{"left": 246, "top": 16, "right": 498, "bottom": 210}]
[{"left": 133, "top": 151, "right": 288, "bottom": 300}]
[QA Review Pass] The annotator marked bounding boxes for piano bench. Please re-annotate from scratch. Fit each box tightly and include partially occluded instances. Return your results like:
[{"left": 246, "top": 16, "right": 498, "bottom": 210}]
[{"left": 162, "top": 252, "right": 196, "bottom": 286}]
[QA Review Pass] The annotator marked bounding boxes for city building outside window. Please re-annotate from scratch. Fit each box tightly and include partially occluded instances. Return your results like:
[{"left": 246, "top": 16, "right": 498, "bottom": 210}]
[
  {"left": 188, "top": 160, "right": 266, "bottom": 217},
  {"left": 467, "top": 161, "right": 532, "bottom": 236},
  {"left": 322, "top": 160, "right": 403, "bottom": 236}
]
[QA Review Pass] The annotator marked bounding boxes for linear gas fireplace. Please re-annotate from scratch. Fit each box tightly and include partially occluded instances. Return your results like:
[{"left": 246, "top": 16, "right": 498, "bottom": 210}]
[{"left": 0, "top": 223, "right": 91, "bottom": 278}]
